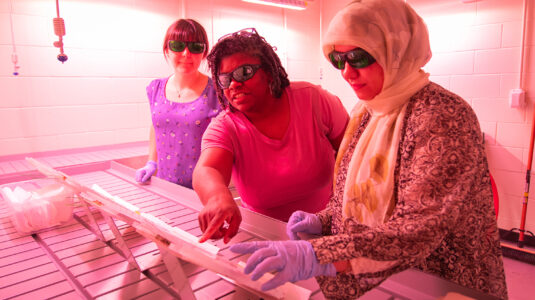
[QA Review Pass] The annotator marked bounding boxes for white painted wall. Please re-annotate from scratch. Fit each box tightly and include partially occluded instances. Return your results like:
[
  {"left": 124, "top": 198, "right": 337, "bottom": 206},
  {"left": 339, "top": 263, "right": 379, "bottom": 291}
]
[{"left": 0, "top": 0, "right": 321, "bottom": 155}]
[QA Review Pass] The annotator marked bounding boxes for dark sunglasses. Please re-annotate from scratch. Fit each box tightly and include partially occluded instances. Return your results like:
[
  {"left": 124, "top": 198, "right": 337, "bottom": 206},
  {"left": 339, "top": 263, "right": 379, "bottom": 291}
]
[
  {"left": 217, "top": 28, "right": 278, "bottom": 51},
  {"left": 217, "top": 64, "right": 261, "bottom": 89},
  {"left": 328, "top": 48, "right": 376, "bottom": 70},
  {"left": 168, "top": 40, "right": 206, "bottom": 54},
  {"left": 218, "top": 27, "right": 259, "bottom": 42}
]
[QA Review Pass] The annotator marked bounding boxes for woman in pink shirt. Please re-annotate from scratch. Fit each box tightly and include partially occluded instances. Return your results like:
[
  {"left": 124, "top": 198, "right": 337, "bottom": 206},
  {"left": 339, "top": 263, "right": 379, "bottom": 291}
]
[{"left": 193, "top": 28, "right": 349, "bottom": 243}]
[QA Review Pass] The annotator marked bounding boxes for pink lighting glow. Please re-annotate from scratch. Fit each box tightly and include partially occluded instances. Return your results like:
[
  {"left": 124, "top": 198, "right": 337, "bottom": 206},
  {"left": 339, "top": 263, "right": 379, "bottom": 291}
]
[{"left": 0, "top": 5, "right": 534, "bottom": 294}]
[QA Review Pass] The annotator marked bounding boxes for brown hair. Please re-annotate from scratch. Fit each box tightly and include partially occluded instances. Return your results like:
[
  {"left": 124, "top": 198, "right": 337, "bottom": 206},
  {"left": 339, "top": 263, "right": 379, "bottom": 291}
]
[{"left": 163, "top": 19, "right": 209, "bottom": 58}]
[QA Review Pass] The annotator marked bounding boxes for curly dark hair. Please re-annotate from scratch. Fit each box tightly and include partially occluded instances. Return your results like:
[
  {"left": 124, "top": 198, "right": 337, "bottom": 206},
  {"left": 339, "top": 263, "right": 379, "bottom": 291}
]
[{"left": 207, "top": 28, "right": 290, "bottom": 110}]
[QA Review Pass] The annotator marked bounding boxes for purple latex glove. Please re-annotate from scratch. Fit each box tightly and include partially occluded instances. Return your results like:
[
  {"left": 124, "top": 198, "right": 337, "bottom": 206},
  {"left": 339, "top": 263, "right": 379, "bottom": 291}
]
[
  {"left": 286, "top": 210, "right": 322, "bottom": 240},
  {"left": 135, "top": 161, "right": 157, "bottom": 183},
  {"left": 230, "top": 240, "right": 336, "bottom": 291}
]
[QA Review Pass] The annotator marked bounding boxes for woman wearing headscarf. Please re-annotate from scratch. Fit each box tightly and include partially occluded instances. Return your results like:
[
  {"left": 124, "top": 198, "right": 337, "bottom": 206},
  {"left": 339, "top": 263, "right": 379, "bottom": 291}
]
[{"left": 229, "top": 0, "right": 508, "bottom": 299}]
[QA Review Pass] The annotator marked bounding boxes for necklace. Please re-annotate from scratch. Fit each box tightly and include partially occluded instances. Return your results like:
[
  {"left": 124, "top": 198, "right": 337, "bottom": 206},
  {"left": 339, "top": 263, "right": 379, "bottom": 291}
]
[
  {"left": 171, "top": 73, "right": 203, "bottom": 102},
  {"left": 172, "top": 75, "right": 195, "bottom": 101},
  {"left": 174, "top": 80, "right": 184, "bottom": 100}
]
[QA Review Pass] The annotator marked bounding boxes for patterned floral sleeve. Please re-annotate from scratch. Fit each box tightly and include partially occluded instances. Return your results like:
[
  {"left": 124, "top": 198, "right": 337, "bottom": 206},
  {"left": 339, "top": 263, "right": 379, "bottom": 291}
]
[
  {"left": 309, "top": 83, "right": 502, "bottom": 289},
  {"left": 316, "top": 195, "right": 334, "bottom": 236}
]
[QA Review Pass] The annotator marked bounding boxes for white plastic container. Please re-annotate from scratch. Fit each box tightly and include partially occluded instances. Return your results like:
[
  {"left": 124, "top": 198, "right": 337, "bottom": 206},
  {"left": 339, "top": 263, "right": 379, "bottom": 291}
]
[{"left": 1, "top": 183, "right": 75, "bottom": 233}]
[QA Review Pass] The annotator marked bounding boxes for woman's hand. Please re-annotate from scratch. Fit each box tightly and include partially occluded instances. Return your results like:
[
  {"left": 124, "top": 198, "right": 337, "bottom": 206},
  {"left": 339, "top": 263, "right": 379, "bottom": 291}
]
[
  {"left": 230, "top": 240, "right": 336, "bottom": 291},
  {"left": 135, "top": 161, "right": 157, "bottom": 183},
  {"left": 193, "top": 147, "right": 236, "bottom": 243},
  {"left": 198, "top": 194, "right": 242, "bottom": 244},
  {"left": 286, "top": 210, "right": 322, "bottom": 240}
]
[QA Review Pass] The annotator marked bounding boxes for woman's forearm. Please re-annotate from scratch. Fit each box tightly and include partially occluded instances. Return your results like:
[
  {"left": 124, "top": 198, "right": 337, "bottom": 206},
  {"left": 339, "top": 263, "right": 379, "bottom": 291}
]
[
  {"left": 148, "top": 125, "right": 157, "bottom": 162},
  {"left": 193, "top": 166, "right": 232, "bottom": 205}
]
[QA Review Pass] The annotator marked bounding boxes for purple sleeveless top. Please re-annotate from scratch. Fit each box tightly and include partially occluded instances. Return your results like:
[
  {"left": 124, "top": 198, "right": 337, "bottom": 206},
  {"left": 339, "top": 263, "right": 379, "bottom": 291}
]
[{"left": 147, "top": 77, "right": 220, "bottom": 188}]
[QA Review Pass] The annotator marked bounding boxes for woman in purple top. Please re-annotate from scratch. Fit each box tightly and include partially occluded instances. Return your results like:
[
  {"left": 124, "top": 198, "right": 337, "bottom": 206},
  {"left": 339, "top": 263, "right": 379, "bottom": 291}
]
[{"left": 135, "top": 19, "right": 220, "bottom": 188}]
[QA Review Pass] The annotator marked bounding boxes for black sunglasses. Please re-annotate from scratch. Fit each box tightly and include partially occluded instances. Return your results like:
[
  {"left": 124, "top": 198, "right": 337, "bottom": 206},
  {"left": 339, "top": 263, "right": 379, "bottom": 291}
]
[
  {"left": 218, "top": 27, "right": 259, "bottom": 42},
  {"left": 217, "top": 64, "right": 261, "bottom": 89},
  {"left": 217, "top": 28, "right": 277, "bottom": 51},
  {"left": 328, "top": 48, "right": 376, "bottom": 70},
  {"left": 168, "top": 40, "right": 206, "bottom": 54}
]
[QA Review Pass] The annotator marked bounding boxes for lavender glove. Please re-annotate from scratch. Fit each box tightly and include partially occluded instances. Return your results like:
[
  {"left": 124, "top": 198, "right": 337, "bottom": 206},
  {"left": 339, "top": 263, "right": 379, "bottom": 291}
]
[
  {"left": 286, "top": 210, "right": 322, "bottom": 240},
  {"left": 230, "top": 240, "right": 336, "bottom": 291},
  {"left": 135, "top": 161, "right": 157, "bottom": 183}
]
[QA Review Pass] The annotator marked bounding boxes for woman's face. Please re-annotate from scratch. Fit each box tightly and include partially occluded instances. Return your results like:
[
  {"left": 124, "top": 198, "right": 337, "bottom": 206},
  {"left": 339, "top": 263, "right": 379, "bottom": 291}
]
[
  {"left": 166, "top": 42, "right": 204, "bottom": 74},
  {"left": 335, "top": 45, "right": 384, "bottom": 101},
  {"left": 218, "top": 52, "right": 272, "bottom": 114}
]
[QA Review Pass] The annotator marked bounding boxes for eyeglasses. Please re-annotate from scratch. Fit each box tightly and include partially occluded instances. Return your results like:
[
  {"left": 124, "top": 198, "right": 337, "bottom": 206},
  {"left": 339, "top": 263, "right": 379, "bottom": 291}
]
[
  {"left": 328, "top": 48, "right": 376, "bottom": 70},
  {"left": 218, "top": 27, "right": 259, "bottom": 42},
  {"left": 217, "top": 64, "right": 261, "bottom": 89},
  {"left": 168, "top": 40, "right": 206, "bottom": 54}
]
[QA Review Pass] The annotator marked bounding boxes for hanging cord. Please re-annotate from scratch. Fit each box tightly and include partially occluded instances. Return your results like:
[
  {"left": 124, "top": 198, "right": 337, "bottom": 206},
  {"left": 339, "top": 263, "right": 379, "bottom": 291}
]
[
  {"left": 9, "top": 0, "right": 20, "bottom": 75},
  {"left": 53, "top": 0, "right": 68, "bottom": 63}
]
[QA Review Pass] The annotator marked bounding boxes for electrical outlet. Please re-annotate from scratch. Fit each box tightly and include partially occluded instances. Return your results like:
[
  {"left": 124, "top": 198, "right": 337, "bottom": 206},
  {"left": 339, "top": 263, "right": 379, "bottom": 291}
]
[{"left": 509, "top": 89, "right": 525, "bottom": 108}]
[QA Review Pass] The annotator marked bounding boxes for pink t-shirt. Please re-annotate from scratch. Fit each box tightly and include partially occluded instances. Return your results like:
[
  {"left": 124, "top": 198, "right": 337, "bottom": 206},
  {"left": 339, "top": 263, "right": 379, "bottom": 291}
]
[{"left": 201, "top": 82, "right": 349, "bottom": 221}]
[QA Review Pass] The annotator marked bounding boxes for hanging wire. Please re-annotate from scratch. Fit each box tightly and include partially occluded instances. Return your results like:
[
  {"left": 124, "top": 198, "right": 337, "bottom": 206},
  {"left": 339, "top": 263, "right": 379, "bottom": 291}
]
[
  {"left": 9, "top": 0, "right": 20, "bottom": 76},
  {"left": 53, "top": 0, "right": 68, "bottom": 63}
]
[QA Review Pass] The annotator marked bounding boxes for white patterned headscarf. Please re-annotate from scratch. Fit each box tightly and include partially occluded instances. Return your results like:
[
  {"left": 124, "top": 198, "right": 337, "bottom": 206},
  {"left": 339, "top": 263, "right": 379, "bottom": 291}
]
[
  {"left": 324, "top": 0, "right": 432, "bottom": 274},
  {"left": 324, "top": 0, "right": 431, "bottom": 114}
]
